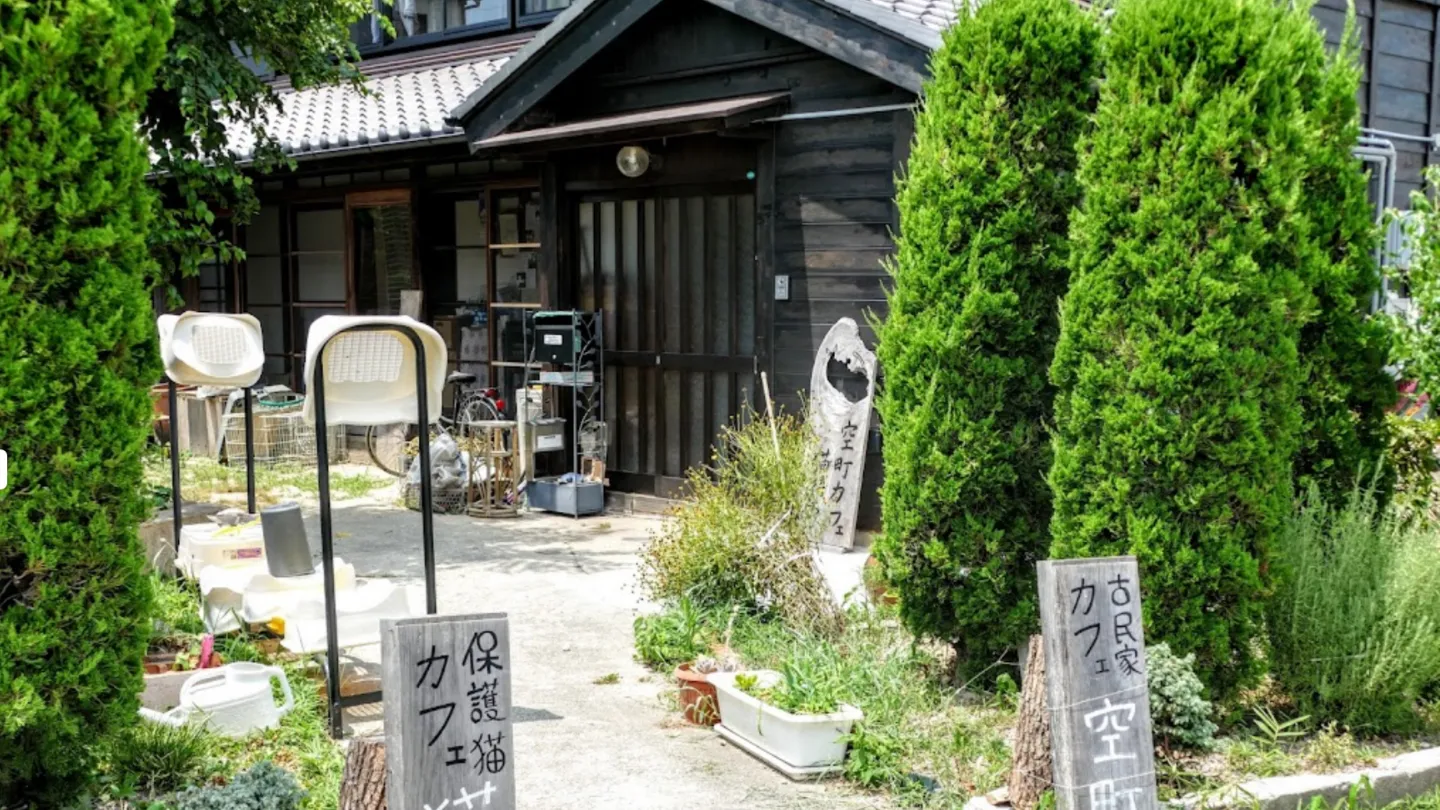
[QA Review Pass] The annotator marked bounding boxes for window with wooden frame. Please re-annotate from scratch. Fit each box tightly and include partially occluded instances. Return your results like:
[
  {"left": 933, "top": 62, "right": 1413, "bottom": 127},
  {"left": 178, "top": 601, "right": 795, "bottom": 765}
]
[{"left": 487, "top": 184, "right": 542, "bottom": 407}]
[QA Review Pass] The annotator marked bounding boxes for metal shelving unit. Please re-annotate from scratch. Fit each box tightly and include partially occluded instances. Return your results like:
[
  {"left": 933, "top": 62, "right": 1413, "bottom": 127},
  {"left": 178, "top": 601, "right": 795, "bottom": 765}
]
[{"left": 522, "top": 310, "right": 606, "bottom": 516}]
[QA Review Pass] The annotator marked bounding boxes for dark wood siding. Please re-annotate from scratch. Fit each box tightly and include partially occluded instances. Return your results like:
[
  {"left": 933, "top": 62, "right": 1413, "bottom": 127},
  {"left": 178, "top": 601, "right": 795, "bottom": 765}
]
[
  {"left": 538, "top": 0, "right": 906, "bottom": 522},
  {"left": 1313, "top": 0, "right": 1440, "bottom": 205}
]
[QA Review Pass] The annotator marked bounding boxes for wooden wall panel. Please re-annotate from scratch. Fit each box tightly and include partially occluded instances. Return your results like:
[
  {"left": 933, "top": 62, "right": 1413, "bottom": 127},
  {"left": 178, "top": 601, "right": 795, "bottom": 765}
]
[{"left": 1313, "top": 0, "right": 1439, "bottom": 207}]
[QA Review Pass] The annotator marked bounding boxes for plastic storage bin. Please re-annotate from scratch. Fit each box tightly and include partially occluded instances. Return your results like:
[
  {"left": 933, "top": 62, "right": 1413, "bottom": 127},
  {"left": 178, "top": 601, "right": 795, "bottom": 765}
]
[
  {"left": 178, "top": 523, "right": 266, "bottom": 578},
  {"left": 157, "top": 312, "right": 265, "bottom": 387},
  {"left": 528, "top": 477, "right": 604, "bottom": 516},
  {"left": 301, "top": 315, "right": 447, "bottom": 427}
]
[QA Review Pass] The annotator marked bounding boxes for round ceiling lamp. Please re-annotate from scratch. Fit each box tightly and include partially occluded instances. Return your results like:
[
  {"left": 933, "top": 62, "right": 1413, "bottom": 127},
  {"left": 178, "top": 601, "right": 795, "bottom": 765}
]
[{"left": 616, "top": 145, "right": 650, "bottom": 178}]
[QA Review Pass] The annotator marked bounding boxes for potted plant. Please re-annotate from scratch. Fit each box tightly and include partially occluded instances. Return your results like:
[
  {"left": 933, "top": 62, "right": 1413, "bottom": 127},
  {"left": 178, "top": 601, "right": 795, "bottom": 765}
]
[
  {"left": 709, "top": 661, "right": 863, "bottom": 771},
  {"left": 676, "top": 654, "right": 742, "bottom": 726}
]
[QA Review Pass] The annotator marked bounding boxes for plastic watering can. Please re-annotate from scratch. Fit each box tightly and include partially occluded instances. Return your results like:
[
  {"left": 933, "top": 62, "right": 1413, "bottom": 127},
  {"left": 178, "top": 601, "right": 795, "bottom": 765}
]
[{"left": 143, "top": 662, "right": 294, "bottom": 737}]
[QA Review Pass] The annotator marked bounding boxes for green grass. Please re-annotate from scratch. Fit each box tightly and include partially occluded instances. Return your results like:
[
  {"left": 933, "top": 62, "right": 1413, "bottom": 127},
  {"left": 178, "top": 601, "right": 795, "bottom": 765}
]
[
  {"left": 593, "top": 673, "right": 621, "bottom": 685},
  {"left": 144, "top": 451, "right": 389, "bottom": 508},
  {"left": 726, "top": 608, "right": 1014, "bottom": 808}
]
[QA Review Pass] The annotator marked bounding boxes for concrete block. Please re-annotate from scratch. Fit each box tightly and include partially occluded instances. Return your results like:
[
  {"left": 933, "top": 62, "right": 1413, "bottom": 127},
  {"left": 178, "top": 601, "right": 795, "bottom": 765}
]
[{"left": 1182, "top": 746, "right": 1440, "bottom": 809}]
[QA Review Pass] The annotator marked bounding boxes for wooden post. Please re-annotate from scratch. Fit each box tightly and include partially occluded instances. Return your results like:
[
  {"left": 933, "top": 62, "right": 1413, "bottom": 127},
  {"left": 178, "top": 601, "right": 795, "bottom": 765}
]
[
  {"left": 1008, "top": 635, "right": 1051, "bottom": 810},
  {"left": 340, "top": 736, "right": 388, "bottom": 810},
  {"left": 1037, "top": 557, "right": 1157, "bottom": 810}
]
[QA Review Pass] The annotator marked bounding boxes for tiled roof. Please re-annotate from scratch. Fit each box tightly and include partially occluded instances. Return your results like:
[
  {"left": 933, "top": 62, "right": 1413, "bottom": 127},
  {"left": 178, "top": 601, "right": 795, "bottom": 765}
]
[
  {"left": 863, "top": 0, "right": 963, "bottom": 32},
  {"left": 229, "top": 39, "right": 526, "bottom": 161}
]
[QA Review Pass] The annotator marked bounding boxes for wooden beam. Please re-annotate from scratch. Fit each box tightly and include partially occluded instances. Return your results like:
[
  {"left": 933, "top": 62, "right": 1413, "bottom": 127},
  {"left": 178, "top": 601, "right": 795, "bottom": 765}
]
[
  {"left": 754, "top": 130, "right": 776, "bottom": 393},
  {"left": 459, "top": 0, "right": 668, "bottom": 143},
  {"left": 1368, "top": 0, "right": 1383, "bottom": 126},
  {"left": 1429, "top": 5, "right": 1440, "bottom": 175},
  {"left": 701, "top": 0, "right": 930, "bottom": 93}
]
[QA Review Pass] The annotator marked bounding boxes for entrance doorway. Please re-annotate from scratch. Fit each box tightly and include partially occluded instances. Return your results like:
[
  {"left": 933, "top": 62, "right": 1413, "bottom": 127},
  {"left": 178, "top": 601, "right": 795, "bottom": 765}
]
[{"left": 575, "top": 185, "right": 759, "bottom": 497}]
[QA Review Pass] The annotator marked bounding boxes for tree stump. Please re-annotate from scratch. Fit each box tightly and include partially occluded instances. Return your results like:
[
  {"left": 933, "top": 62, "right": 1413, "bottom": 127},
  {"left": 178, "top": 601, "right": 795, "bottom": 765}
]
[
  {"left": 1008, "top": 634, "right": 1051, "bottom": 810},
  {"left": 340, "top": 736, "right": 387, "bottom": 810}
]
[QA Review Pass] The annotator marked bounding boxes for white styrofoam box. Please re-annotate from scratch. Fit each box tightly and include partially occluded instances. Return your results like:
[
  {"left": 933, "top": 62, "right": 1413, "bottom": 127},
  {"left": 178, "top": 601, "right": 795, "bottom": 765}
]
[
  {"left": 158, "top": 312, "right": 265, "bottom": 388},
  {"left": 708, "top": 670, "right": 863, "bottom": 769},
  {"left": 279, "top": 580, "right": 415, "bottom": 653},
  {"left": 198, "top": 559, "right": 357, "bottom": 634},
  {"left": 177, "top": 523, "right": 265, "bottom": 579},
  {"left": 302, "top": 315, "right": 447, "bottom": 427}
]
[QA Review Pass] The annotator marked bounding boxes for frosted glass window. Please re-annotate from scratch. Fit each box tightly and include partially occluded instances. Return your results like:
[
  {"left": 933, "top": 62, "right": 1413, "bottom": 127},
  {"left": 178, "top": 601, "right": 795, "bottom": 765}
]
[
  {"left": 249, "top": 206, "right": 281, "bottom": 254},
  {"left": 295, "top": 209, "right": 344, "bottom": 252},
  {"left": 454, "top": 200, "right": 486, "bottom": 247},
  {"left": 247, "top": 257, "right": 283, "bottom": 305},
  {"left": 457, "top": 248, "right": 486, "bottom": 302},
  {"left": 297, "top": 253, "right": 346, "bottom": 301},
  {"left": 251, "top": 306, "right": 285, "bottom": 354}
]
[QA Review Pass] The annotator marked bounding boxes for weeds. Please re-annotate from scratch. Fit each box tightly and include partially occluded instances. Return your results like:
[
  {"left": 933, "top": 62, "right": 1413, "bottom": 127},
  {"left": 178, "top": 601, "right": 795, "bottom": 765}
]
[
  {"left": 632, "top": 598, "right": 718, "bottom": 669},
  {"left": 729, "top": 607, "right": 1013, "bottom": 806},
  {"left": 143, "top": 452, "right": 388, "bottom": 508},
  {"left": 593, "top": 673, "right": 620, "bottom": 685},
  {"left": 637, "top": 409, "right": 841, "bottom": 637}
]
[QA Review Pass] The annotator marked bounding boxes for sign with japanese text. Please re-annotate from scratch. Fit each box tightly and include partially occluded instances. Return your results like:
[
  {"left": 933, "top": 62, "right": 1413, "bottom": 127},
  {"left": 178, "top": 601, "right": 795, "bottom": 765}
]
[
  {"left": 1037, "top": 557, "right": 1157, "bottom": 810},
  {"left": 383, "top": 613, "right": 514, "bottom": 810},
  {"left": 809, "top": 318, "right": 877, "bottom": 551}
]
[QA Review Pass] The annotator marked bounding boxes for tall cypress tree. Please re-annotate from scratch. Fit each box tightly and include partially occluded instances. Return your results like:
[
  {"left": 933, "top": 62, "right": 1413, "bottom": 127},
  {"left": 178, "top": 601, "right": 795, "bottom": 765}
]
[
  {"left": 1294, "top": 18, "right": 1395, "bottom": 498},
  {"left": 875, "top": 0, "right": 1097, "bottom": 673},
  {"left": 1049, "top": 0, "right": 1318, "bottom": 697},
  {"left": 0, "top": 1, "right": 172, "bottom": 801}
]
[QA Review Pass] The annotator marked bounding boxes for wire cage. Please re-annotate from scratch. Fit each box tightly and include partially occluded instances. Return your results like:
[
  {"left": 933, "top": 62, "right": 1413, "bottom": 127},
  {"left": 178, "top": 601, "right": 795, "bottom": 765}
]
[
  {"left": 223, "top": 396, "right": 348, "bottom": 468},
  {"left": 402, "top": 480, "right": 469, "bottom": 514}
]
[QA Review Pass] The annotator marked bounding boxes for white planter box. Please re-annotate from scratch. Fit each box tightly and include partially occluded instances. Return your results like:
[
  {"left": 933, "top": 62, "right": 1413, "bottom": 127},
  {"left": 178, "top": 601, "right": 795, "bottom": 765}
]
[{"left": 709, "top": 670, "right": 862, "bottom": 769}]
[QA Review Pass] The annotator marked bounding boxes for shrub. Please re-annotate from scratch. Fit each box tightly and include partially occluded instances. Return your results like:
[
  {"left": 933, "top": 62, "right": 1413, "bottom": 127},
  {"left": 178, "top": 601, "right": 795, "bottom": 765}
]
[
  {"left": 1389, "top": 165, "right": 1440, "bottom": 401},
  {"left": 1049, "top": 0, "right": 1320, "bottom": 697},
  {"left": 873, "top": 0, "right": 1098, "bottom": 675},
  {"left": 106, "top": 721, "right": 215, "bottom": 796},
  {"left": 174, "top": 761, "right": 305, "bottom": 810},
  {"left": 1267, "top": 482, "right": 1440, "bottom": 732},
  {"left": 0, "top": 1, "right": 172, "bottom": 803},
  {"left": 637, "top": 410, "right": 839, "bottom": 635},
  {"left": 1293, "top": 20, "right": 1394, "bottom": 500},
  {"left": 1147, "top": 643, "right": 1218, "bottom": 751},
  {"left": 1386, "top": 414, "right": 1440, "bottom": 523}
]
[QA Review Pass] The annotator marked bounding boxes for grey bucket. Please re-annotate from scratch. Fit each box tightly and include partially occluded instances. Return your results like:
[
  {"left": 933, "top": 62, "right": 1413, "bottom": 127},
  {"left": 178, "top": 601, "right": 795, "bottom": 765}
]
[{"left": 261, "top": 502, "right": 314, "bottom": 577}]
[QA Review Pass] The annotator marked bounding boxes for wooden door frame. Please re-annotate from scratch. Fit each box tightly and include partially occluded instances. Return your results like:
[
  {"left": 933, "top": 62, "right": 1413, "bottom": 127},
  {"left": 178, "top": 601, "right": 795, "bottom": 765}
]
[
  {"left": 568, "top": 180, "right": 764, "bottom": 497},
  {"left": 344, "top": 187, "right": 419, "bottom": 316}
]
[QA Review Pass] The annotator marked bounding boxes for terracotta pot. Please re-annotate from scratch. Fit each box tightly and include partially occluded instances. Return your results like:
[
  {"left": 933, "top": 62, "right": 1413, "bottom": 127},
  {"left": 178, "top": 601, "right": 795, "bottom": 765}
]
[{"left": 675, "top": 663, "right": 721, "bottom": 726}]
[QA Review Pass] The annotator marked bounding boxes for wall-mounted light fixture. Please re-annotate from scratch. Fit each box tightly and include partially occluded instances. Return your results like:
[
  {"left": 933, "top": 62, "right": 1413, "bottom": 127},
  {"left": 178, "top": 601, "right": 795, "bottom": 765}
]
[{"left": 616, "top": 145, "right": 650, "bottom": 178}]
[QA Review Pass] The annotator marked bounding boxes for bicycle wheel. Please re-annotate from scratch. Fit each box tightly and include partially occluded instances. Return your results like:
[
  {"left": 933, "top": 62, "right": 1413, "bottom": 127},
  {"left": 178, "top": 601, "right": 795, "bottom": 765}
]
[
  {"left": 366, "top": 423, "right": 414, "bottom": 477},
  {"left": 456, "top": 392, "right": 502, "bottom": 426}
]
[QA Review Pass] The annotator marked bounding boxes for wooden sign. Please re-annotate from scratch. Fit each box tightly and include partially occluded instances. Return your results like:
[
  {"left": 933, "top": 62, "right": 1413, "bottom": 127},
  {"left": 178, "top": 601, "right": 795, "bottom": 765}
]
[
  {"left": 809, "top": 318, "right": 877, "bottom": 550},
  {"left": 1037, "top": 557, "right": 1157, "bottom": 810},
  {"left": 382, "top": 614, "right": 514, "bottom": 810}
]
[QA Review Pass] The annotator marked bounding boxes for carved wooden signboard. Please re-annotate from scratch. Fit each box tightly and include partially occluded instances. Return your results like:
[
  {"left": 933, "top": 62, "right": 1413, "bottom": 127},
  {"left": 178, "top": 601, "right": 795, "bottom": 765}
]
[
  {"left": 1037, "top": 557, "right": 1157, "bottom": 810},
  {"left": 809, "top": 318, "right": 877, "bottom": 551},
  {"left": 383, "top": 613, "right": 514, "bottom": 810}
]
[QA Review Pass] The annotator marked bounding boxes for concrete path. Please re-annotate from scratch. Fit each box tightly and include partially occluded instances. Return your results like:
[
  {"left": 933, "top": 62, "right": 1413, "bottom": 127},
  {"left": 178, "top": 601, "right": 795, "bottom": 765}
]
[{"left": 301, "top": 491, "right": 886, "bottom": 810}]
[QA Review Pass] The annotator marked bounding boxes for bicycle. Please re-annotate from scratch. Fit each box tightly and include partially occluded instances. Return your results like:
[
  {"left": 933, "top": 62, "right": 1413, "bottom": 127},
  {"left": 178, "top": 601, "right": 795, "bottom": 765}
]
[{"left": 364, "top": 371, "right": 506, "bottom": 477}]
